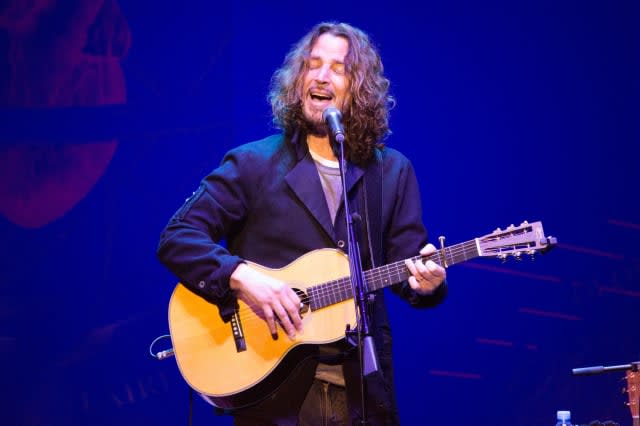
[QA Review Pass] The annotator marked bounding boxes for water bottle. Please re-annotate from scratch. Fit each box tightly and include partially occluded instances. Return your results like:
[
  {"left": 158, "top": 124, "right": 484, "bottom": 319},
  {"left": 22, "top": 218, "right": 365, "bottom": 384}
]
[{"left": 556, "top": 410, "right": 572, "bottom": 426}]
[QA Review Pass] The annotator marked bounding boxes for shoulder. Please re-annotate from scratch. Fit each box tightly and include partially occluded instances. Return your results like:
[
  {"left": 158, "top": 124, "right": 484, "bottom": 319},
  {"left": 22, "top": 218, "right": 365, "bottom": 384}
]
[
  {"left": 227, "top": 134, "right": 288, "bottom": 162},
  {"left": 209, "top": 134, "right": 293, "bottom": 186},
  {"left": 376, "top": 145, "right": 414, "bottom": 174}
]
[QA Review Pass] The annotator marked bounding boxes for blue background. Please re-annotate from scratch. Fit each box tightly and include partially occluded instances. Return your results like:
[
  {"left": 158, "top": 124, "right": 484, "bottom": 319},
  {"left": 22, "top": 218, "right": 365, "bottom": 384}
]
[{"left": 1, "top": 1, "right": 638, "bottom": 425}]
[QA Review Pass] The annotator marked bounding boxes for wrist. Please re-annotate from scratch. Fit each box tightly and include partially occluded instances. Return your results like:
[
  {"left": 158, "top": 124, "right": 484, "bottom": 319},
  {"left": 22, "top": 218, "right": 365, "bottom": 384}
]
[{"left": 229, "top": 262, "right": 248, "bottom": 291}]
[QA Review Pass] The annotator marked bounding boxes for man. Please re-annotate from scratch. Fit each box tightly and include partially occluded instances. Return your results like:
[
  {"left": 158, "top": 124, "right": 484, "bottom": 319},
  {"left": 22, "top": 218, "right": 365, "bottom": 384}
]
[{"left": 157, "top": 22, "right": 447, "bottom": 425}]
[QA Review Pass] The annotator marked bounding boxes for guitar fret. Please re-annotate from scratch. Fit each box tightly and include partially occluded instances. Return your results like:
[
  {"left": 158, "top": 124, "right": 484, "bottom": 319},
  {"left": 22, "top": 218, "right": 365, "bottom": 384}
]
[
  {"left": 324, "top": 281, "right": 333, "bottom": 306},
  {"left": 342, "top": 279, "right": 349, "bottom": 300},
  {"left": 309, "top": 277, "right": 349, "bottom": 311},
  {"left": 320, "top": 282, "right": 328, "bottom": 306},
  {"left": 308, "top": 287, "right": 315, "bottom": 310},
  {"left": 309, "top": 286, "right": 320, "bottom": 311},
  {"left": 311, "top": 286, "right": 318, "bottom": 310}
]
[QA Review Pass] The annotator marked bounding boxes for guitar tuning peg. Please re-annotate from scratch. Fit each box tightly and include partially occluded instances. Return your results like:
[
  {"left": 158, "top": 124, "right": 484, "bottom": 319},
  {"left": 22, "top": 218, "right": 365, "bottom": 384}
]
[
  {"left": 495, "top": 227, "right": 502, "bottom": 232},
  {"left": 508, "top": 224, "right": 515, "bottom": 230},
  {"left": 521, "top": 220, "right": 529, "bottom": 225},
  {"left": 528, "top": 250, "right": 536, "bottom": 261},
  {"left": 498, "top": 254, "right": 507, "bottom": 263},
  {"left": 513, "top": 252, "right": 522, "bottom": 261}
]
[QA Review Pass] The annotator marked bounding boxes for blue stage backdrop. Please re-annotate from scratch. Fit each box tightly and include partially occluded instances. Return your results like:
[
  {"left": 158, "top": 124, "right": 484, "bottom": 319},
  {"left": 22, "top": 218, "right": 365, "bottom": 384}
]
[{"left": 1, "top": 1, "right": 637, "bottom": 425}]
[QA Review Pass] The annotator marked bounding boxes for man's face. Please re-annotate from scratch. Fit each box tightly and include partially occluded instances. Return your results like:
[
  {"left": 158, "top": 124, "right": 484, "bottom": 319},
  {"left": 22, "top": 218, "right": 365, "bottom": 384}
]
[{"left": 301, "top": 33, "right": 350, "bottom": 131}]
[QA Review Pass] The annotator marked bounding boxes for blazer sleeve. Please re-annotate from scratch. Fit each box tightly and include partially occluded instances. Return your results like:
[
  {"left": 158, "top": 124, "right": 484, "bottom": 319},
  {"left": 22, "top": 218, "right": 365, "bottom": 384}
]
[
  {"left": 384, "top": 157, "right": 448, "bottom": 309},
  {"left": 156, "top": 148, "right": 250, "bottom": 320}
]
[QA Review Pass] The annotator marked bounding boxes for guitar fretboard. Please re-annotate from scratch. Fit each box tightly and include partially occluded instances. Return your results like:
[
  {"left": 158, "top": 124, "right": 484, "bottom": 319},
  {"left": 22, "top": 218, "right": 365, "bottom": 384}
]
[{"left": 307, "top": 240, "right": 479, "bottom": 311}]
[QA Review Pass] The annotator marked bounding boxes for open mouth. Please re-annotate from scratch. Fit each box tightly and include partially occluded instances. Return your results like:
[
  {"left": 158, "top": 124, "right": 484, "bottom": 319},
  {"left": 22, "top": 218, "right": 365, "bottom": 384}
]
[{"left": 309, "top": 91, "right": 333, "bottom": 102}]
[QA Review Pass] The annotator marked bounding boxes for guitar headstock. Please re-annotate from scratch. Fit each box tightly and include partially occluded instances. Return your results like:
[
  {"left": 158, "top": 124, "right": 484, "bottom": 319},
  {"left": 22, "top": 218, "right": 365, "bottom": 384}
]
[
  {"left": 626, "top": 368, "right": 640, "bottom": 420},
  {"left": 477, "top": 221, "right": 556, "bottom": 261}
]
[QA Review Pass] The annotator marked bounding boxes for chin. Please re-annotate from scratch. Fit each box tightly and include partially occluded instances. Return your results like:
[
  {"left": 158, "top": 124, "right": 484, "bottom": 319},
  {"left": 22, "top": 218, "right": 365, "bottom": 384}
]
[
  {"left": 301, "top": 117, "right": 327, "bottom": 136},
  {"left": 302, "top": 110, "right": 323, "bottom": 127}
]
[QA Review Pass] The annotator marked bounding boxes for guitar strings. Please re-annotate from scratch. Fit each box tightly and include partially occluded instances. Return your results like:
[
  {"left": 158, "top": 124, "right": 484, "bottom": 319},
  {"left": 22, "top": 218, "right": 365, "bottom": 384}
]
[
  {"left": 241, "top": 241, "right": 476, "bottom": 314},
  {"left": 238, "top": 233, "right": 536, "bottom": 316},
  {"left": 295, "top": 239, "right": 490, "bottom": 304},
  {"left": 218, "top": 238, "right": 529, "bottom": 333},
  {"left": 230, "top": 241, "right": 479, "bottom": 321},
  {"left": 192, "top": 232, "right": 537, "bottom": 334}
]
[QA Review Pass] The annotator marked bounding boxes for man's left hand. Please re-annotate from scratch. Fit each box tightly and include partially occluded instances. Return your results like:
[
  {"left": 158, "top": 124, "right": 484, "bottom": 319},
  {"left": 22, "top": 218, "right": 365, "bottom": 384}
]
[{"left": 404, "top": 243, "right": 446, "bottom": 295}]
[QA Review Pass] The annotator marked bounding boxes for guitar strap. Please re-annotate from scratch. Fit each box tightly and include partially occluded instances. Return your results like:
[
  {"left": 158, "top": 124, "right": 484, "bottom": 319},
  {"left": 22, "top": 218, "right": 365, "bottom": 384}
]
[{"left": 360, "top": 147, "right": 383, "bottom": 271}]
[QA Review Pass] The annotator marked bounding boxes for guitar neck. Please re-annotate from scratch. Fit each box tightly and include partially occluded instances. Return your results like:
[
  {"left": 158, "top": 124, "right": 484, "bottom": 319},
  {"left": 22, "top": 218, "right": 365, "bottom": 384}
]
[
  {"left": 366, "top": 239, "right": 480, "bottom": 291},
  {"left": 308, "top": 239, "right": 480, "bottom": 311}
]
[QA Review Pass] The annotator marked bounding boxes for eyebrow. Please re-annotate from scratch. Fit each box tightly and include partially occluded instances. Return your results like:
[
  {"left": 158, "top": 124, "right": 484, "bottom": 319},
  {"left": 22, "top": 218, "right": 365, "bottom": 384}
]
[{"left": 308, "top": 54, "right": 345, "bottom": 65}]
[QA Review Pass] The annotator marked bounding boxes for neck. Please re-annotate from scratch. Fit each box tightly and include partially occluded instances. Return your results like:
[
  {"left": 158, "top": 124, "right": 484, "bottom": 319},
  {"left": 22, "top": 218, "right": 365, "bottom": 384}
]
[{"left": 307, "top": 134, "right": 337, "bottom": 162}]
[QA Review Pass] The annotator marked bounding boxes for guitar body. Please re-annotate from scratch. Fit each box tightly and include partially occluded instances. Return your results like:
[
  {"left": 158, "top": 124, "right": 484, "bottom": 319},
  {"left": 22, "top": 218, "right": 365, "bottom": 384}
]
[{"left": 168, "top": 248, "right": 357, "bottom": 409}]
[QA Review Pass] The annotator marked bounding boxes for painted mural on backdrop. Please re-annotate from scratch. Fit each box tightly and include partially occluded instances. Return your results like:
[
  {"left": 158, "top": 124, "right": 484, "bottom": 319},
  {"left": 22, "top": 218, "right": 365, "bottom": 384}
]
[{"left": 0, "top": 0, "right": 129, "bottom": 228}]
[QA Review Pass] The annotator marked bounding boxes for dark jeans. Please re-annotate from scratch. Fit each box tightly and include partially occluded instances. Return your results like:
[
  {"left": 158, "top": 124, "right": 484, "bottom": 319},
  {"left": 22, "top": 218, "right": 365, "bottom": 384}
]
[
  {"left": 298, "top": 380, "right": 348, "bottom": 426},
  {"left": 233, "top": 378, "right": 348, "bottom": 426},
  {"left": 232, "top": 354, "right": 396, "bottom": 425}
]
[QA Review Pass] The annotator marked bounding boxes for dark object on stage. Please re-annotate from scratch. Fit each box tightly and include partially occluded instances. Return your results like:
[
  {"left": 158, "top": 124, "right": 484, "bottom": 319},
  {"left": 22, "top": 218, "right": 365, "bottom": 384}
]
[{"left": 572, "top": 361, "right": 639, "bottom": 426}]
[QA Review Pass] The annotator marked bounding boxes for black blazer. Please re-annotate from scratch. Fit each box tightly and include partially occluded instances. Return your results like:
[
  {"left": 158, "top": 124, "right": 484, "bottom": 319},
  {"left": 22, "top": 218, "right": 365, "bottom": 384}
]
[{"left": 157, "top": 131, "right": 447, "bottom": 424}]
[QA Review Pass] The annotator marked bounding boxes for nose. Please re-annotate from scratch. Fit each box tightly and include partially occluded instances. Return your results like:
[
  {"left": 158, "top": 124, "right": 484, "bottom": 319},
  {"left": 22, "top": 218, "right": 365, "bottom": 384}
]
[{"left": 315, "top": 64, "right": 330, "bottom": 82}]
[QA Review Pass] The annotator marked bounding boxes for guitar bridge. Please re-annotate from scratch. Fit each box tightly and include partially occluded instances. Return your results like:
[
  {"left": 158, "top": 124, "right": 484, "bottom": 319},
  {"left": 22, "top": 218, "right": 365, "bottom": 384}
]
[{"left": 230, "top": 310, "right": 246, "bottom": 352}]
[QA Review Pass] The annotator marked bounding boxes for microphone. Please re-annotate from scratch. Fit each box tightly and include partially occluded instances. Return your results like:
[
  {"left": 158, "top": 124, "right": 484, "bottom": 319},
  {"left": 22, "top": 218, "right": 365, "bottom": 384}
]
[{"left": 322, "top": 106, "right": 345, "bottom": 144}]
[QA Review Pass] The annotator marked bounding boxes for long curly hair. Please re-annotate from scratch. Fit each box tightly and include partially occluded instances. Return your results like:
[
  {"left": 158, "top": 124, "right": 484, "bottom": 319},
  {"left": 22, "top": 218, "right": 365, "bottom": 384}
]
[{"left": 268, "top": 22, "right": 395, "bottom": 165}]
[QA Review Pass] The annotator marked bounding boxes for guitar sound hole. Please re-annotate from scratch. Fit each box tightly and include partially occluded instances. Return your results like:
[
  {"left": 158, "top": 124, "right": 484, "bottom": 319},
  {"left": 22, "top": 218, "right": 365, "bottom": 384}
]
[{"left": 292, "top": 288, "right": 309, "bottom": 314}]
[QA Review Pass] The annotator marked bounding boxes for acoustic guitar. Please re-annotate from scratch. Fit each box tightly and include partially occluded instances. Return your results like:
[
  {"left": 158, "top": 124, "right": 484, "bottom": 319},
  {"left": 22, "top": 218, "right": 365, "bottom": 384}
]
[{"left": 167, "top": 220, "right": 556, "bottom": 409}]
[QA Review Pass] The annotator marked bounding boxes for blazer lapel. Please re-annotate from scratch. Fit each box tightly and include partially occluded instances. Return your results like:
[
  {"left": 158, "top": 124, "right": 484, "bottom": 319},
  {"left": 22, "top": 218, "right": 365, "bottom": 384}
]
[
  {"left": 285, "top": 152, "right": 335, "bottom": 240},
  {"left": 284, "top": 129, "right": 367, "bottom": 241},
  {"left": 345, "top": 161, "right": 365, "bottom": 195}
]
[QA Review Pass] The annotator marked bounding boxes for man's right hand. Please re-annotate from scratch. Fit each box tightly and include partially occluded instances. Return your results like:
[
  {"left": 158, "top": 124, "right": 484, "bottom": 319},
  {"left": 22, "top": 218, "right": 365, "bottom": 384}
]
[{"left": 229, "top": 263, "right": 303, "bottom": 340}]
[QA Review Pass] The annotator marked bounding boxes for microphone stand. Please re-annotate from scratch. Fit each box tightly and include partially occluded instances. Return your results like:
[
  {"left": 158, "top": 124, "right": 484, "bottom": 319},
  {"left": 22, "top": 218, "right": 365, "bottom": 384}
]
[
  {"left": 334, "top": 134, "right": 379, "bottom": 425},
  {"left": 572, "top": 361, "right": 640, "bottom": 426},
  {"left": 572, "top": 361, "right": 639, "bottom": 376}
]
